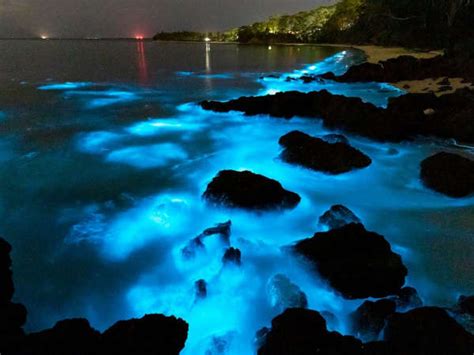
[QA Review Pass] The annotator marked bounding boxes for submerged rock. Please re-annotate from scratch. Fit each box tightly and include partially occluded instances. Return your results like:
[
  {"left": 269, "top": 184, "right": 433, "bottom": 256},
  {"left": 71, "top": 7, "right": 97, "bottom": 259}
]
[
  {"left": 182, "top": 237, "right": 205, "bottom": 259},
  {"left": 383, "top": 307, "right": 474, "bottom": 355},
  {"left": 257, "top": 308, "right": 365, "bottom": 355},
  {"left": 279, "top": 131, "right": 371, "bottom": 174},
  {"left": 101, "top": 314, "right": 188, "bottom": 355},
  {"left": 294, "top": 223, "right": 408, "bottom": 299},
  {"left": 195, "top": 279, "right": 207, "bottom": 300},
  {"left": 420, "top": 152, "right": 474, "bottom": 198},
  {"left": 318, "top": 205, "right": 361, "bottom": 230},
  {"left": 267, "top": 274, "right": 308, "bottom": 312},
  {"left": 351, "top": 299, "right": 396, "bottom": 341},
  {"left": 200, "top": 221, "right": 232, "bottom": 245},
  {"left": 182, "top": 221, "right": 232, "bottom": 259},
  {"left": 203, "top": 170, "right": 300, "bottom": 210},
  {"left": 222, "top": 247, "right": 242, "bottom": 266}
]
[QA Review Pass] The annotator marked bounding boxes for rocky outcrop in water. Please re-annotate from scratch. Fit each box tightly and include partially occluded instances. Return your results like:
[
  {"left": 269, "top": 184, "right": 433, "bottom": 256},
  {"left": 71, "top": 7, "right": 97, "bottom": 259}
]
[
  {"left": 201, "top": 89, "right": 474, "bottom": 143},
  {"left": 182, "top": 221, "right": 232, "bottom": 259},
  {"left": 351, "top": 299, "right": 396, "bottom": 341},
  {"left": 420, "top": 152, "right": 474, "bottom": 198},
  {"left": 257, "top": 308, "right": 365, "bottom": 355},
  {"left": 0, "top": 237, "right": 189, "bottom": 355},
  {"left": 267, "top": 274, "right": 308, "bottom": 312},
  {"left": 380, "top": 307, "right": 474, "bottom": 355},
  {"left": 279, "top": 131, "right": 371, "bottom": 174},
  {"left": 294, "top": 223, "right": 408, "bottom": 299},
  {"left": 222, "top": 247, "right": 242, "bottom": 266},
  {"left": 203, "top": 170, "right": 300, "bottom": 210},
  {"left": 318, "top": 205, "right": 361, "bottom": 230}
]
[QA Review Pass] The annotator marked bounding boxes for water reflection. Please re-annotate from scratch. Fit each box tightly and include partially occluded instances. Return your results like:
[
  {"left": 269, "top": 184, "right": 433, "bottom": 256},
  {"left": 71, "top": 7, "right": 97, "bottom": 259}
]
[{"left": 136, "top": 41, "right": 148, "bottom": 85}]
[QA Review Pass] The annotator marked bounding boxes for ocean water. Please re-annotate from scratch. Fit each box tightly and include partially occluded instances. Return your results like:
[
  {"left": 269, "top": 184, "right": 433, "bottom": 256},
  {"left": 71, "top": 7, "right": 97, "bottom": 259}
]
[{"left": 0, "top": 40, "right": 473, "bottom": 354}]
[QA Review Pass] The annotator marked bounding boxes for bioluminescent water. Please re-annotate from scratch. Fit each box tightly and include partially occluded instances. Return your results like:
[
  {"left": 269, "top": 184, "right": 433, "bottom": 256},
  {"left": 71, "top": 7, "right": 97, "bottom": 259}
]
[{"left": 0, "top": 40, "right": 473, "bottom": 354}]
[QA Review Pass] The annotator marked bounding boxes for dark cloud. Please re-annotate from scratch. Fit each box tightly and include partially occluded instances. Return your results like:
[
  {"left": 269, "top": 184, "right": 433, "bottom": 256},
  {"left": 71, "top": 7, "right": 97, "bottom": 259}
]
[{"left": 0, "top": 0, "right": 334, "bottom": 38}]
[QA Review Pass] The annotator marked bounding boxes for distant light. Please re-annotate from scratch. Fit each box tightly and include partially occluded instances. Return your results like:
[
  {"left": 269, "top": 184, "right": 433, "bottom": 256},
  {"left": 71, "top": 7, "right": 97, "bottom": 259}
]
[
  {"left": 268, "top": 46, "right": 272, "bottom": 50},
  {"left": 135, "top": 35, "right": 144, "bottom": 40},
  {"left": 40, "top": 35, "right": 48, "bottom": 40},
  {"left": 204, "top": 37, "right": 211, "bottom": 42}
]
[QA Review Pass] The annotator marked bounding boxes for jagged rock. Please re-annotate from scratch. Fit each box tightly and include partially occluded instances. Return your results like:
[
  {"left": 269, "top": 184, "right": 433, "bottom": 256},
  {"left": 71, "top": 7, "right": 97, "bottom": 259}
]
[
  {"left": 203, "top": 170, "right": 300, "bottom": 210},
  {"left": 351, "top": 299, "right": 396, "bottom": 341},
  {"left": 257, "top": 308, "right": 365, "bottom": 355},
  {"left": 383, "top": 307, "right": 474, "bottom": 355},
  {"left": 195, "top": 279, "right": 207, "bottom": 300},
  {"left": 388, "top": 287, "right": 423, "bottom": 309},
  {"left": 318, "top": 205, "right": 361, "bottom": 230},
  {"left": 182, "top": 221, "right": 232, "bottom": 259},
  {"left": 101, "top": 314, "right": 188, "bottom": 355},
  {"left": 420, "top": 152, "right": 474, "bottom": 198},
  {"left": 21, "top": 319, "right": 100, "bottom": 355},
  {"left": 294, "top": 223, "right": 407, "bottom": 299},
  {"left": 267, "top": 274, "right": 308, "bottom": 312},
  {"left": 279, "top": 131, "right": 371, "bottom": 174},
  {"left": 201, "top": 89, "right": 474, "bottom": 143},
  {"left": 222, "top": 247, "right": 241, "bottom": 265},
  {"left": 200, "top": 221, "right": 232, "bottom": 245}
]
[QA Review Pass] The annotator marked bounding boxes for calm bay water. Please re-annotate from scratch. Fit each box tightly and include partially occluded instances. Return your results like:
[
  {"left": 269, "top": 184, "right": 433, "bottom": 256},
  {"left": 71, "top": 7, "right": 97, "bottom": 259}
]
[{"left": 0, "top": 40, "right": 473, "bottom": 354}]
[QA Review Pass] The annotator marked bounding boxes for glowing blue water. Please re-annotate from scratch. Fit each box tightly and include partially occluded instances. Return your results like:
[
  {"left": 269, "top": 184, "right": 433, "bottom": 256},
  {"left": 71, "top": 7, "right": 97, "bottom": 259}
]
[{"left": 0, "top": 41, "right": 472, "bottom": 354}]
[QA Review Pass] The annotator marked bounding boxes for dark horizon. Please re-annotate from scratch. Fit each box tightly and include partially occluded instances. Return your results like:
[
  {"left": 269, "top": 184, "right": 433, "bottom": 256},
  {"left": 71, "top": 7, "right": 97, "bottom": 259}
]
[{"left": 0, "top": 0, "right": 335, "bottom": 39}]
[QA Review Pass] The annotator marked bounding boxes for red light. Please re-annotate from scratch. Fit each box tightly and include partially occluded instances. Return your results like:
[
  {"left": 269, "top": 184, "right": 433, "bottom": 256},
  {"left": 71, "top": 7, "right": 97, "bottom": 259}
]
[{"left": 135, "top": 35, "right": 144, "bottom": 40}]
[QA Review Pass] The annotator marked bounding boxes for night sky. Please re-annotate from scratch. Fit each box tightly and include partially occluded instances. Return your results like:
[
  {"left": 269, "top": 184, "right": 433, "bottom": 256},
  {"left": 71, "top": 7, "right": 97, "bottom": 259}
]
[{"left": 0, "top": 0, "right": 335, "bottom": 38}]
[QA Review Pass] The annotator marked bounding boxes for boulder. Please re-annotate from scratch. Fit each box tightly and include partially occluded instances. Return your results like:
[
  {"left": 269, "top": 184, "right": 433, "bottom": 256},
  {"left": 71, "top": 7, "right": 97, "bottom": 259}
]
[
  {"left": 351, "top": 299, "right": 396, "bottom": 341},
  {"left": 257, "top": 308, "right": 365, "bottom": 355},
  {"left": 383, "top": 307, "right": 474, "bottom": 355},
  {"left": 421, "top": 152, "right": 474, "bottom": 198},
  {"left": 203, "top": 170, "right": 300, "bottom": 210},
  {"left": 222, "top": 247, "right": 241, "bottom": 266},
  {"left": 279, "top": 131, "right": 372, "bottom": 174},
  {"left": 101, "top": 314, "right": 188, "bottom": 355},
  {"left": 318, "top": 205, "right": 361, "bottom": 230},
  {"left": 388, "top": 287, "right": 423, "bottom": 310},
  {"left": 182, "top": 221, "right": 232, "bottom": 259},
  {"left": 294, "top": 223, "right": 408, "bottom": 299},
  {"left": 267, "top": 274, "right": 308, "bottom": 312}
]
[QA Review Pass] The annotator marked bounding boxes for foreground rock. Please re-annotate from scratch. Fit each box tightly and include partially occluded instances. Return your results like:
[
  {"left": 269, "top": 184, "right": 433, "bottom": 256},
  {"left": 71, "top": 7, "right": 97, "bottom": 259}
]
[
  {"left": 381, "top": 307, "right": 474, "bottom": 355},
  {"left": 351, "top": 299, "right": 396, "bottom": 341},
  {"left": 294, "top": 223, "right": 407, "bottom": 299},
  {"left": 203, "top": 170, "right": 300, "bottom": 210},
  {"left": 319, "top": 205, "right": 361, "bottom": 230},
  {"left": 420, "top": 152, "right": 474, "bottom": 198},
  {"left": 279, "top": 131, "right": 371, "bottom": 174},
  {"left": 257, "top": 308, "right": 365, "bottom": 355},
  {"left": 201, "top": 89, "right": 474, "bottom": 143},
  {"left": 0, "top": 237, "right": 189, "bottom": 355}
]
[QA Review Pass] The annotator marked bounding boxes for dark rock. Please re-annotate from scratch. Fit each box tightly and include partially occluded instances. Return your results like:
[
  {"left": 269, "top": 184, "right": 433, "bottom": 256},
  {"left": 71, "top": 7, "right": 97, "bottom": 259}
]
[
  {"left": 203, "top": 170, "right": 300, "bottom": 210},
  {"left": 195, "top": 279, "right": 207, "bottom": 299},
  {"left": 0, "top": 302, "right": 27, "bottom": 333},
  {"left": 351, "top": 299, "right": 396, "bottom": 341},
  {"left": 294, "top": 223, "right": 408, "bottom": 299},
  {"left": 318, "top": 205, "right": 361, "bottom": 230},
  {"left": 279, "top": 131, "right": 371, "bottom": 174},
  {"left": 457, "top": 295, "right": 474, "bottom": 316},
  {"left": 420, "top": 152, "right": 474, "bottom": 198},
  {"left": 257, "top": 308, "right": 365, "bottom": 355},
  {"left": 181, "top": 237, "right": 205, "bottom": 259},
  {"left": 101, "top": 314, "right": 188, "bottom": 355},
  {"left": 438, "top": 85, "right": 453, "bottom": 92},
  {"left": 0, "top": 238, "right": 14, "bottom": 303},
  {"left": 200, "top": 220, "right": 232, "bottom": 245},
  {"left": 388, "top": 287, "right": 423, "bottom": 310},
  {"left": 267, "top": 274, "right": 308, "bottom": 312},
  {"left": 321, "top": 133, "right": 349, "bottom": 144},
  {"left": 201, "top": 88, "right": 474, "bottom": 143},
  {"left": 383, "top": 307, "right": 474, "bottom": 355},
  {"left": 21, "top": 319, "right": 100, "bottom": 355},
  {"left": 222, "top": 247, "right": 241, "bottom": 265}
]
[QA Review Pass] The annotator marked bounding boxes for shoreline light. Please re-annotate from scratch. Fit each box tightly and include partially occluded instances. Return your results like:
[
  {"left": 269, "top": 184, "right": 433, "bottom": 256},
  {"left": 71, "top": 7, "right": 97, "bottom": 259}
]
[{"left": 40, "top": 35, "right": 48, "bottom": 40}]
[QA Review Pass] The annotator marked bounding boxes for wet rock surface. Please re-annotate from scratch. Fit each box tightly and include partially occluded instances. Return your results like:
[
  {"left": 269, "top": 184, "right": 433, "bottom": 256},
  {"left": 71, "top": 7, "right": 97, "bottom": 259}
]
[
  {"left": 420, "top": 152, "right": 474, "bottom": 198},
  {"left": 279, "top": 131, "right": 372, "bottom": 174},
  {"left": 201, "top": 88, "right": 474, "bottom": 143},
  {"left": 203, "top": 170, "right": 300, "bottom": 210},
  {"left": 294, "top": 223, "right": 408, "bottom": 299},
  {"left": 351, "top": 299, "right": 397, "bottom": 341},
  {"left": 222, "top": 247, "right": 242, "bottom": 265},
  {"left": 318, "top": 204, "right": 361, "bottom": 230},
  {"left": 267, "top": 274, "right": 308, "bottom": 312}
]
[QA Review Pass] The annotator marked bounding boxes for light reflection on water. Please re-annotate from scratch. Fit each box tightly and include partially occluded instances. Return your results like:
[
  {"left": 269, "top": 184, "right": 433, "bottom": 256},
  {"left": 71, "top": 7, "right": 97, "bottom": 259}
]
[{"left": 0, "top": 41, "right": 473, "bottom": 354}]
